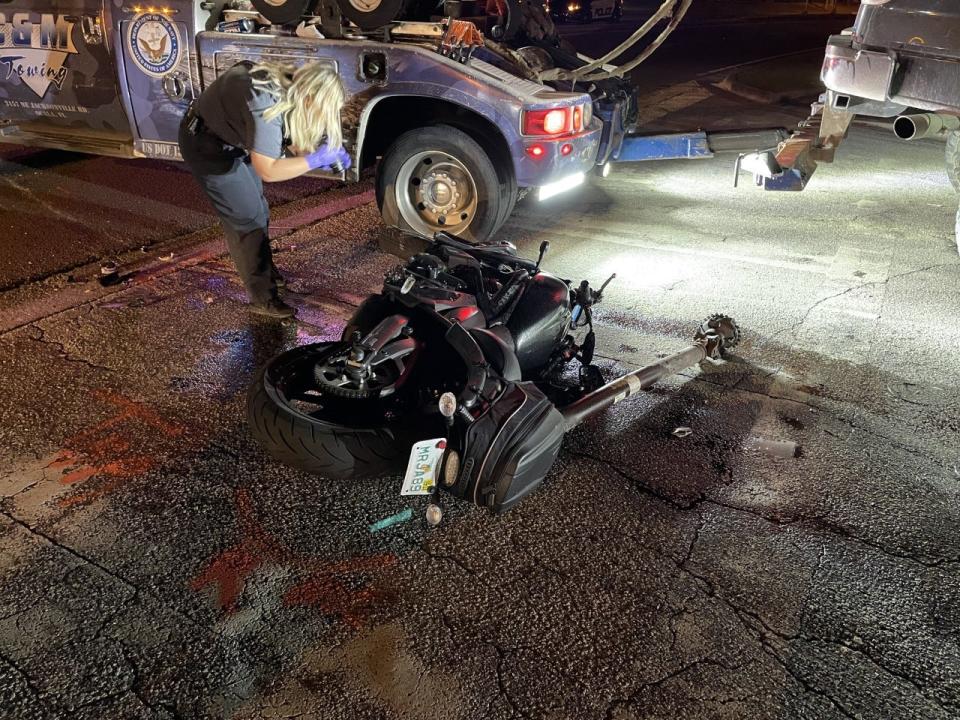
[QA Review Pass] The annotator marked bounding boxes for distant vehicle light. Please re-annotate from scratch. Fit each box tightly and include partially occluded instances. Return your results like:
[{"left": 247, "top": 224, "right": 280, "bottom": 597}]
[{"left": 568, "top": 2, "right": 580, "bottom": 10}]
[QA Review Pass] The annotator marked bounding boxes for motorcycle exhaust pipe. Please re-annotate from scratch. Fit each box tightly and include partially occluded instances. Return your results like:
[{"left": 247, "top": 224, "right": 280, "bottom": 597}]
[
  {"left": 560, "top": 315, "right": 740, "bottom": 431},
  {"left": 893, "top": 113, "right": 960, "bottom": 141}
]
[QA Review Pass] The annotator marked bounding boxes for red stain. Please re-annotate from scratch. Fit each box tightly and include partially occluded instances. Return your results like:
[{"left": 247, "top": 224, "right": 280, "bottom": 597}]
[
  {"left": 44, "top": 390, "right": 186, "bottom": 506},
  {"left": 189, "top": 489, "right": 283, "bottom": 613},
  {"left": 283, "top": 555, "right": 398, "bottom": 629},
  {"left": 190, "top": 489, "right": 396, "bottom": 628}
]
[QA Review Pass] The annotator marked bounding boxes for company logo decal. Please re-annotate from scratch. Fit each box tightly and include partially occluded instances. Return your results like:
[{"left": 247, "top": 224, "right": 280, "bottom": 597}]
[
  {"left": 0, "top": 13, "right": 78, "bottom": 98},
  {"left": 127, "top": 13, "right": 180, "bottom": 78}
]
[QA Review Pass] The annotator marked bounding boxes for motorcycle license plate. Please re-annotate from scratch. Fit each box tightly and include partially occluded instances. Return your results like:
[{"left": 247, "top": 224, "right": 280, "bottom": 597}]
[{"left": 400, "top": 438, "right": 446, "bottom": 496}]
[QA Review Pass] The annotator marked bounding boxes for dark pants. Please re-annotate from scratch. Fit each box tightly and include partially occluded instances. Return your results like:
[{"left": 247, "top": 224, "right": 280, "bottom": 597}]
[{"left": 178, "top": 119, "right": 277, "bottom": 304}]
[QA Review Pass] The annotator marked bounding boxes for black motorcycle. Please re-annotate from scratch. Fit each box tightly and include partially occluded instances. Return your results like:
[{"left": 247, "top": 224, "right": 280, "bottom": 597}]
[{"left": 248, "top": 232, "right": 739, "bottom": 513}]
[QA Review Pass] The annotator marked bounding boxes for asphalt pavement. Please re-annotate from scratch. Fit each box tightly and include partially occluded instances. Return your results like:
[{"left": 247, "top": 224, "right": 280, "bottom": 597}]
[
  {"left": 2, "top": 120, "right": 959, "bottom": 718},
  {"left": 2, "top": 12, "right": 960, "bottom": 720}
]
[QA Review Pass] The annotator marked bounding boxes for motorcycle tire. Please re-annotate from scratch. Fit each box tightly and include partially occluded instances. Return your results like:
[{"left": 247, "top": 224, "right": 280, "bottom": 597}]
[{"left": 247, "top": 344, "right": 410, "bottom": 479}]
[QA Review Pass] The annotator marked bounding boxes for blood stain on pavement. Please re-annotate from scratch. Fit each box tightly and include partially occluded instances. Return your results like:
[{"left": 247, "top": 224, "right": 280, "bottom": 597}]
[{"left": 191, "top": 488, "right": 397, "bottom": 628}]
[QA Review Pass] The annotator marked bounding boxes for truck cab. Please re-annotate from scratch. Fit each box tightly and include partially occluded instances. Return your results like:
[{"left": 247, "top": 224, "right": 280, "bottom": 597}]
[{"left": 0, "top": 0, "right": 605, "bottom": 241}]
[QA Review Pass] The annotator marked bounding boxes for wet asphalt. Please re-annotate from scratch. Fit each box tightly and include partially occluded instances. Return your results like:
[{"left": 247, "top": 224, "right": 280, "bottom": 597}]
[{"left": 1, "top": 122, "right": 958, "bottom": 719}]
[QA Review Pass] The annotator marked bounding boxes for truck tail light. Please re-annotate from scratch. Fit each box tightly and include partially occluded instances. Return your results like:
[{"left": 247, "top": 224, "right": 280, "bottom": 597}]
[
  {"left": 523, "top": 108, "right": 570, "bottom": 136},
  {"left": 523, "top": 103, "right": 591, "bottom": 136},
  {"left": 526, "top": 143, "right": 546, "bottom": 159}
]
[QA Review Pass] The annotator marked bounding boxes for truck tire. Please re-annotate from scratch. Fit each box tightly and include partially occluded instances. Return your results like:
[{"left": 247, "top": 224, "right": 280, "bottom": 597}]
[
  {"left": 250, "top": 0, "right": 311, "bottom": 24},
  {"left": 247, "top": 345, "right": 409, "bottom": 479},
  {"left": 946, "top": 131, "right": 960, "bottom": 193},
  {"left": 376, "top": 124, "right": 504, "bottom": 243},
  {"left": 337, "top": 0, "right": 410, "bottom": 30}
]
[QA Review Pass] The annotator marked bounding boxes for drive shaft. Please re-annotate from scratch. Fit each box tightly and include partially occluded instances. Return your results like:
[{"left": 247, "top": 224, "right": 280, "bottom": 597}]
[{"left": 560, "top": 315, "right": 739, "bottom": 431}]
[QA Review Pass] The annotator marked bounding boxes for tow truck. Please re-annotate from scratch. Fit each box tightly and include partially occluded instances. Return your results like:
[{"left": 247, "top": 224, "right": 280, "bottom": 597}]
[{"left": 1, "top": 0, "right": 775, "bottom": 241}]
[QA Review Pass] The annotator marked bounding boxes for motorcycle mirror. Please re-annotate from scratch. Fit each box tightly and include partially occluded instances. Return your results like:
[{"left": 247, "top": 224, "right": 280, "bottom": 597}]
[{"left": 534, "top": 241, "right": 550, "bottom": 272}]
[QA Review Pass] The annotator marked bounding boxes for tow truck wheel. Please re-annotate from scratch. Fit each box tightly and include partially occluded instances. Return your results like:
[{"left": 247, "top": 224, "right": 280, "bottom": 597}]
[
  {"left": 250, "top": 0, "right": 311, "bottom": 24},
  {"left": 377, "top": 125, "right": 504, "bottom": 243},
  {"left": 337, "top": 0, "right": 410, "bottom": 30}
]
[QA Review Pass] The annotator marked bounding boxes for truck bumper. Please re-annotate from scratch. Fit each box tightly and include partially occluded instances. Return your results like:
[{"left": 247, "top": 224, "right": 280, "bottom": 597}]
[
  {"left": 514, "top": 123, "right": 602, "bottom": 192},
  {"left": 822, "top": 35, "right": 960, "bottom": 115}
]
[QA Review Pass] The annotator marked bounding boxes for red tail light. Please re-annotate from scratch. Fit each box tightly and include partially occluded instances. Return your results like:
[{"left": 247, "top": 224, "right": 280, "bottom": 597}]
[
  {"left": 526, "top": 143, "right": 546, "bottom": 159},
  {"left": 523, "top": 108, "right": 570, "bottom": 136}
]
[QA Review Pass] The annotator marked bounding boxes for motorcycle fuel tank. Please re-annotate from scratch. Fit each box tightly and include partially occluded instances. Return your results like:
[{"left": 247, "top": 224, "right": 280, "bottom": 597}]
[{"left": 506, "top": 271, "right": 571, "bottom": 372}]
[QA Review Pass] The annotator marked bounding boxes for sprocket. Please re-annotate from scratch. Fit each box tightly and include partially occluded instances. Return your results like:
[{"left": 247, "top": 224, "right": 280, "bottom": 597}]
[{"left": 694, "top": 313, "right": 740, "bottom": 357}]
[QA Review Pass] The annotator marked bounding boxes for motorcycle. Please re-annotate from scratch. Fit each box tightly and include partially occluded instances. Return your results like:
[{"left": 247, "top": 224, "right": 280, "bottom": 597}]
[{"left": 247, "top": 232, "right": 739, "bottom": 513}]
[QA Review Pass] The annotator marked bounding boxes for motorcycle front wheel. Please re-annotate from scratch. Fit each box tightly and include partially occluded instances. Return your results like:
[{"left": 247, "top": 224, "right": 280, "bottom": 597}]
[{"left": 247, "top": 343, "right": 415, "bottom": 479}]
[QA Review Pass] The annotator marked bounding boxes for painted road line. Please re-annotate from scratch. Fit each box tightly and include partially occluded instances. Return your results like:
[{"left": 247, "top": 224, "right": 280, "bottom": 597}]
[{"left": 368, "top": 508, "right": 414, "bottom": 533}]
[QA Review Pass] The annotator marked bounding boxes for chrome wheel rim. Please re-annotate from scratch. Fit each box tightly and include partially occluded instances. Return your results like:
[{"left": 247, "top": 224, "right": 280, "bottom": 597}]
[{"left": 395, "top": 151, "right": 478, "bottom": 237}]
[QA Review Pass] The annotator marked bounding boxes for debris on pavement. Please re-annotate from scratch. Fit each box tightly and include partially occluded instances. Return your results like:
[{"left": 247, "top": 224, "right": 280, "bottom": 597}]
[
  {"left": 745, "top": 436, "right": 800, "bottom": 458},
  {"left": 672, "top": 426, "right": 693, "bottom": 438},
  {"left": 368, "top": 508, "right": 414, "bottom": 533},
  {"left": 98, "top": 260, "right": 120, "bottom": 287}
]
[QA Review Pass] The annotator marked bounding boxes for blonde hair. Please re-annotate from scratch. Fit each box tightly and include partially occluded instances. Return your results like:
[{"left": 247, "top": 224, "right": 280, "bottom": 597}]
[{"left": 250, "top": 61, "right": 346, "bottom": 155}]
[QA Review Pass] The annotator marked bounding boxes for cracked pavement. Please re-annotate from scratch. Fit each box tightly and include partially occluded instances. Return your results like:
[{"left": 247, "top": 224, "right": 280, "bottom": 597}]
[{"left": 1, "top": 125, "right": 959, "bottom": 719}]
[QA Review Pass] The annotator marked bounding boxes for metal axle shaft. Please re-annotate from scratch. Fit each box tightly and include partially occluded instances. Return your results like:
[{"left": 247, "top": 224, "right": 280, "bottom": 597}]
[{"left": 560, "top": 315, "right": 739, "bottom": 431}]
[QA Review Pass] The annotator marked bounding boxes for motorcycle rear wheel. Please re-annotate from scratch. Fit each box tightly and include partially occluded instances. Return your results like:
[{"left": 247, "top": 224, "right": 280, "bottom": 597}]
[{"left": 247, "top": 343, "right": 412, "bottom": 479}]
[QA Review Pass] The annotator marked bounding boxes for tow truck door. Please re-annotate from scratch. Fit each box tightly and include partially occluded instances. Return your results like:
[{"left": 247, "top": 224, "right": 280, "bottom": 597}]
[
  {"left": 117, "top": 2, "right": 198, "bottom": 160},
  {"left": 0, "top": 0, "right": 132, "bottom": 152}
]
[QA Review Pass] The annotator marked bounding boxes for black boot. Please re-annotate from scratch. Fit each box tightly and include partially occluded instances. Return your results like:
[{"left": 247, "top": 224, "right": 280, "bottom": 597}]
[
  {"left": 249, "top": 297, "right": 295, "bottom": 319},
  {"left": 270, "top": 263, "right": 287, "bottom": 290}
]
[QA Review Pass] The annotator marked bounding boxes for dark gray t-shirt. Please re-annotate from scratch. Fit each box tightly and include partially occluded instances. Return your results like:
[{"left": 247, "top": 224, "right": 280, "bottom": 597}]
[{"left": 196, "top": 63, "right": 285, "bottom": 159}]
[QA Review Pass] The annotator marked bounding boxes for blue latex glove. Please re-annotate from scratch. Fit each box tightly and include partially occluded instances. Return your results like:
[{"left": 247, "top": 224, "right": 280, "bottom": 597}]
[
  {"left": 305, "top": 142, "right": 340, "bottom": 170},
  {"left": 334, "top": 146, "right": 352, "bottom": 171}
]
